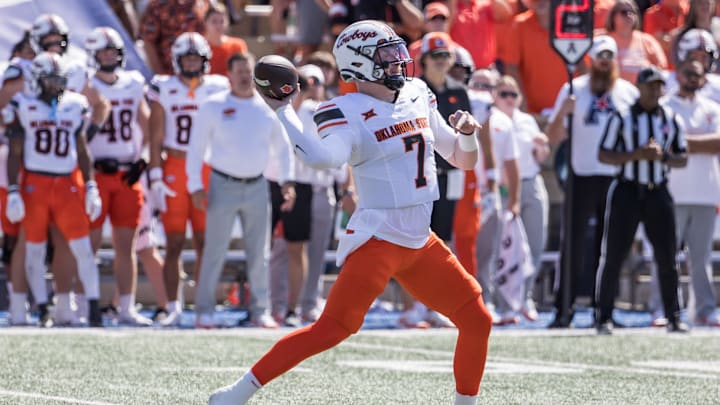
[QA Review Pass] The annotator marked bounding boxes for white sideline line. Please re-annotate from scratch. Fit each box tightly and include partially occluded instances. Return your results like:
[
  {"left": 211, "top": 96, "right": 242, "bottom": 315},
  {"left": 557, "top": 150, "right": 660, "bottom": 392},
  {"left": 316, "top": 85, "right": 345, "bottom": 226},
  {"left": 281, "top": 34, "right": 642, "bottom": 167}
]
[
  {"left": 0, "top": 389, "right": 120, "bottom": 405},
  {"left": 342, "top": 342, "right": 720, "bottom": 380}
]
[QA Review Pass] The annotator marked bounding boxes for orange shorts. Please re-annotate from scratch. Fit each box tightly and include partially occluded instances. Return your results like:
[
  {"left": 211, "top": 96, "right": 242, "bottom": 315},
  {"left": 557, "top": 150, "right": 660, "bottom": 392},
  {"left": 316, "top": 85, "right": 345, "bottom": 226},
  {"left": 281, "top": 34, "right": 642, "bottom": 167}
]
[
  {"left": 160, "top": 155, "right": 210, "bottom": 233},
  {"left": 0, "top": 187, "right": 20, "bottom": 237},
  {"left": 21, "top": 172, "right": 89, "bottom": 243},
  {"left": 90, "top": 171, "right": 143, "bottom": 229}
]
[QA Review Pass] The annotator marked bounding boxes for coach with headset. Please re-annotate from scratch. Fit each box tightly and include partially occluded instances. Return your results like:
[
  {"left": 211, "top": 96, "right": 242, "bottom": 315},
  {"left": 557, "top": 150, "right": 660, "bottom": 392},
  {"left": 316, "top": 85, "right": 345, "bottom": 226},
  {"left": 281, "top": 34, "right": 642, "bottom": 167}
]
[{"left": 594, "top": 66, "right": 688, "bottom": 335}]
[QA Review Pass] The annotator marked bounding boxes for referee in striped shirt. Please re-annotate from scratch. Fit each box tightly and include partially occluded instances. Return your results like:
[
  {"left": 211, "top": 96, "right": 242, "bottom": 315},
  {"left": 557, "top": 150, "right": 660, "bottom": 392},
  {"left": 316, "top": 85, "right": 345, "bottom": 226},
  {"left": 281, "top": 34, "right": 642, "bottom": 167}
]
[{"left": 595, "top": 66, "right": 689, "bottom": 335}]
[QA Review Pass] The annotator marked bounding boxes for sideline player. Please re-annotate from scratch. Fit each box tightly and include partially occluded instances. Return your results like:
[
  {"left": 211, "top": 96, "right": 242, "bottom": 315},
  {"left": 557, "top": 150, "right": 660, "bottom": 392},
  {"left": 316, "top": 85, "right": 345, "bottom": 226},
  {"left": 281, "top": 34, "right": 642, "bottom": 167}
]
[
  {"left": 210, "top": 21, "right": 493, "bottom": 405},
  {"left": 147, "top": 32, "right": 229, "bottom": 326},
  {"left": 5, "top": 52, "right": 103, "bottom": 326},
  {"left": 84, "top": 27, "right": 152, "bottom": 326}
]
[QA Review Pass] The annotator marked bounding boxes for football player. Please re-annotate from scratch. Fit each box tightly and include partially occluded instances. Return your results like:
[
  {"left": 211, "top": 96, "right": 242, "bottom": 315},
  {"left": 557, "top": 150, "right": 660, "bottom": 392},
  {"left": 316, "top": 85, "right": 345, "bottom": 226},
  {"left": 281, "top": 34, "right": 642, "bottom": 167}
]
[
  {"left": 210, "top": 21, "right": 492, "bottom": 405},
  {"left": 5, "top": 52, "right": 103, "bottom": 327},
  {"left": 29, "top": 13, "right": 111, "bottom": 323},
  {"left": 84, "top": 26, "right": 152, "bottom": 326},
  {"left": 147, "top": 32, "right": 229, "bottom": 326}
]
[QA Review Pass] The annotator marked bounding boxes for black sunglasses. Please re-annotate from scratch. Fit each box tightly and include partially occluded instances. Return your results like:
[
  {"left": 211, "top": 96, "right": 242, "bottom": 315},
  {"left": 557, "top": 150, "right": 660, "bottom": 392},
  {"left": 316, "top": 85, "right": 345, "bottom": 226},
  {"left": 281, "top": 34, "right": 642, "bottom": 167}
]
[
  {"left": 430, "top": 52, "right": 451, "bottom": 60},
  {"left": 472, "top": 83, "right": 494, "bottom": 91},
  {"left": 499, "top": 90, "right": 519, "bottom": 99},
  {"left": 618, "top": 9, "right": 636, "bottom": 16}
]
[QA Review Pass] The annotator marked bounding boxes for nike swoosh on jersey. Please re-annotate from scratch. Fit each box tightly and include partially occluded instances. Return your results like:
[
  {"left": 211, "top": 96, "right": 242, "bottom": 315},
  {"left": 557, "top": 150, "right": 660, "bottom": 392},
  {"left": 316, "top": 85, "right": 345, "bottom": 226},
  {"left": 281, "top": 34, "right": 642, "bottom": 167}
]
[{"left": 411, "top": 96, "right": 419, "bottom": 102}]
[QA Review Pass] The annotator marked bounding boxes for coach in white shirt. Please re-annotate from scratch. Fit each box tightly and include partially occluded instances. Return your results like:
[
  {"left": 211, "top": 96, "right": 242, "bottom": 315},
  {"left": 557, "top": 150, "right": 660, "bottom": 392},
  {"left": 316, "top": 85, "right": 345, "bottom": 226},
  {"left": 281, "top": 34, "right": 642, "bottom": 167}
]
[
  {"left": 666, "top": 60, "right": 720, "bottom": 327},
  {"left": 186, "top": 52, "right": 296, "bottom": 328}
]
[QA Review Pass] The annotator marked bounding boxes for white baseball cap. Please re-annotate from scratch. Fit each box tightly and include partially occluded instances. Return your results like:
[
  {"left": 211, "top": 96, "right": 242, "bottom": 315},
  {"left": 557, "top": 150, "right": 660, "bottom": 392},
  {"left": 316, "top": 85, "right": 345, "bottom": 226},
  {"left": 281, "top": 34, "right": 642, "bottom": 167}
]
[
  {"left": 589, "top": 35, "right": 618, "bottom": 60},
  {"left": 297, "top": 64, "right": 325, "bottom": 86}
]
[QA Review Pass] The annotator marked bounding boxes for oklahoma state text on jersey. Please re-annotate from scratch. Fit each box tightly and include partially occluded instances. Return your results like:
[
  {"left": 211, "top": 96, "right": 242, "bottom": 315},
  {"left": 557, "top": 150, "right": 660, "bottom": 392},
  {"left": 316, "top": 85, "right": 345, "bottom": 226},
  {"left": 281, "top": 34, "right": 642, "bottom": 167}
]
[
  {"left": 147, "top": 74, "right": 229, "bottom": 152},
  {"left": 313, "top": 80, "right": 445, "bottom": 210},
  {"left": 9, "top": 91, "right": 89, "bottom": 174}
]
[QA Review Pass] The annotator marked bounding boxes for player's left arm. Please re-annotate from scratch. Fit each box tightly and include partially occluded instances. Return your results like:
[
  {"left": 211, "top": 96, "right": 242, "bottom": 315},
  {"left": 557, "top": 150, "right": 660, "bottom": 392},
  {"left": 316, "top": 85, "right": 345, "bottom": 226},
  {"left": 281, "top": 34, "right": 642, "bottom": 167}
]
[
  {"left": 81, "top": 82, "right": 111, "bottom": 140},
  {"left": 137, "top": 96, "right": 151, "bottom": 147},
  {"left": 76, "top": 125, "right": 95, "bottom": 183},
  {"left": 432, "top": 108, "right": 480, "bottom": 170}
]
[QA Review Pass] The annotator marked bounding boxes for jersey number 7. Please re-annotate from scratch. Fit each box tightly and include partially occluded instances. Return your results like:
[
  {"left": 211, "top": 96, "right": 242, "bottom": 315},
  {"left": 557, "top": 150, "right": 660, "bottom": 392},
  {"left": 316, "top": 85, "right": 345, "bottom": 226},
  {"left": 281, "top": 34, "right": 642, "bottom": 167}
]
[{"left": 403, "top": 133, "right": 428, "bottom": 188}]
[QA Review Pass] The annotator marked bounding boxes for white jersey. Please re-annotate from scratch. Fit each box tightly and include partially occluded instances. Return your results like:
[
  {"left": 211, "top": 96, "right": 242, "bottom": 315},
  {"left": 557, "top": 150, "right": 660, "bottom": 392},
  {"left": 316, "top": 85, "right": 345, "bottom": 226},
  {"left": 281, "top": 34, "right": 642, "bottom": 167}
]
[
  {"left": 9, "top": 91, "right": 88, "bottom": 174},
  {"left": 62, "top": 56, "right": 89, "bottom": 94},
  {"left": 147, "top": 74, "right": 229, "bottom": 152},
  {"left": 664, "top": 92, "right": 720, "bottom": 206},
  {"left": 2, "top": 57, "right": 33, "bottom": 97},
  {"left": 300, "top": 80, "right": 463, "bottom": 264},
  {"left": 550, "top": 75, "right": 638, "bottom": 176},
  {"left": 475, "top": 108, "right": 517, "bottom": 186},
  {"left": 89, "top": 70, "right": 146, "bottom": 162}
]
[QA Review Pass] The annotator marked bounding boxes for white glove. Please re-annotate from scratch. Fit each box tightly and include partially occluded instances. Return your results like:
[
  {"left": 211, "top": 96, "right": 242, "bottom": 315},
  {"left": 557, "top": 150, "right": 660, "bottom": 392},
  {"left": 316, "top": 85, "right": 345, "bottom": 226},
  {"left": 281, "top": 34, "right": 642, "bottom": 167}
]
[
  {"left": 85, "top": 180, "right": 102, "bottom": 222},
  {"left": 151, "top": 180, "right": 177, "bottom": 212},
  {"left": 479, "top": 190, "right": 501, "bottom": 224},
  {"left": 5, "top": 185, "right": 25, "bottom": 223},
  {"left": 148, "top": 167, "right": 177, "bottom": 213}
]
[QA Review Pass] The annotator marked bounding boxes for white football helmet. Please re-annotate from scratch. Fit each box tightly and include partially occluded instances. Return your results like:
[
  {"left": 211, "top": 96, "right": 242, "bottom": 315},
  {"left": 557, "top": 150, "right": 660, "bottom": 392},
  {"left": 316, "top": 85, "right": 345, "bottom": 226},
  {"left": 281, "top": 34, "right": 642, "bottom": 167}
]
[
  {"left": 30, "top": 52, "right": 67, "bottom": 98},
  {"left": 85, "top": 27, "right": 125, "bottom": 72},
  {"left": 333, "top": 20, "right": 412, "bottom": 90},
  {"left": 677, "top": 28, "right": 718, "bottom": 70},
  {"left": 30, "top": 14, "right": 70, "bottom": 54},
  {"left": 171, "top": 32, "right": 212, "bottom": 77}
]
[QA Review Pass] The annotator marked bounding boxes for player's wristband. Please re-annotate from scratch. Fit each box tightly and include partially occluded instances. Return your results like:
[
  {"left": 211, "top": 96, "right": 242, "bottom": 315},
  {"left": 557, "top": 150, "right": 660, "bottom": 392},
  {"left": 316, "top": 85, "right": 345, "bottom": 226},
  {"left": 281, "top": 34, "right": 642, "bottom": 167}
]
[
  {"left": 485, "top": 168, "right": 498, "bottom": 181},
  {"left": 86, "top": 180, "right": 98, "bottom": 190},
  {"left": 7, "top": 184, "right": 19, "bottom": 193},
  {"left": 148, "top": 167, "right": 163, "bottom": 182},
  {"left": 458, "top": 131, "right": 478, "bottom": 151},
  {"left": 86, "top": 123, "right": 100, "bottom": 142}
]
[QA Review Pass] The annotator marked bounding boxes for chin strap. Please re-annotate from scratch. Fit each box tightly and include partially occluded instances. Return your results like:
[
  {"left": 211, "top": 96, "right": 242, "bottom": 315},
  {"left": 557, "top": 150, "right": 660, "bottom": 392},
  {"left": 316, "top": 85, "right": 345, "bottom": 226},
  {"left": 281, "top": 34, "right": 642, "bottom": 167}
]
[{"left": 383, "top": 74, "right": 405, "bottom": 91}]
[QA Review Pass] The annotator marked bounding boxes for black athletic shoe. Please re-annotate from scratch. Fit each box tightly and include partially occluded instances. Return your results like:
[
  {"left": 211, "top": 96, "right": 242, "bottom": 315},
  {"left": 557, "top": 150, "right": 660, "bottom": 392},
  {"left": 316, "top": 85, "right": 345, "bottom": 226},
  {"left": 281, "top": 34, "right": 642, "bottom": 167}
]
[
  {"left": 596, "top": 321, "right": 613, "bottom": 336},
  {"left": 38, "top": 304, "right": 53, "bottom": 328},
  {"left": 284, "top": 311, "right": 301, "bottom": 328},
  {"left": 151, "top": 307, "right": 168, "bottom": 322},
  {"left": 667, "top": 321, "right": 689, "bottom": 334}
]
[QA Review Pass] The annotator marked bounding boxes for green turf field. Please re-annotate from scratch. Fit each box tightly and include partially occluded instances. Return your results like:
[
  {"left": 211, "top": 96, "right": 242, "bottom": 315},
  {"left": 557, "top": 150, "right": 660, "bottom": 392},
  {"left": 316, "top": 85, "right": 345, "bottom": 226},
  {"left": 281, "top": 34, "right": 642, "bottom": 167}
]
[{"left": 0, "top": 328, "right": 718, "bottom": 404}]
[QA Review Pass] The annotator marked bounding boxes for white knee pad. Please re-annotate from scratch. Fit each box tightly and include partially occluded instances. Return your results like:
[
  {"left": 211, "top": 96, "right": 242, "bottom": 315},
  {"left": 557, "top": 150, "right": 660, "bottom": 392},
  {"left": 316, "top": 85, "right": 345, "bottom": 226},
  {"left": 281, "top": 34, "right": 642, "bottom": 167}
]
[
  {"left": 69, "top": 237, "right": 100, "bottom": 299},
  {"left": 26, "top": 242, "right": 49, "bottom": 305}
]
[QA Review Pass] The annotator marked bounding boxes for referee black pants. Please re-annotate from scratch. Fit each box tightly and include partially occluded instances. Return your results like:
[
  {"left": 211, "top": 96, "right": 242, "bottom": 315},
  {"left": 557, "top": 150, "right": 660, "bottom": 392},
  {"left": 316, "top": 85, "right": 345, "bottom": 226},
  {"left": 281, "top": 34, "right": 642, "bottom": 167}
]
[
  {"left": 595, "top": 180, "right": 681, "bottom": 324},
  {"left": 555, "top": 175, "right": 613, "bottom": 318}
]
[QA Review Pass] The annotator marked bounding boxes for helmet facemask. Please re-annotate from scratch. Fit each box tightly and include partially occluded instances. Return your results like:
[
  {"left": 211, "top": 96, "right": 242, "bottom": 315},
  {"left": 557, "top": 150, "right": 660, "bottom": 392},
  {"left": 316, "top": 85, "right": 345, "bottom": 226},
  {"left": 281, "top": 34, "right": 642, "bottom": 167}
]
[
  {"left": 371, "top": 40, "right": 413, "bottom": 90},
  {"left": 37, "top": 73, "right": 67, "bottom": 104}
]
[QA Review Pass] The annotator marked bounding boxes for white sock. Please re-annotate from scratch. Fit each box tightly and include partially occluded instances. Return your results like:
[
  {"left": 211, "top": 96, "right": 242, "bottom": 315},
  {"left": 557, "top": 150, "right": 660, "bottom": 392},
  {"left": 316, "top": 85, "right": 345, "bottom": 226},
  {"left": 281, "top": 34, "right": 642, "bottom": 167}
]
[
  {"left": 454, "top": 392, "right": 478, "bottom": 405},
  {"left": 212, "top": 371, "right": 262, "bottom": 404},
  {"left": 76, "top": 293, "right": 88, "bottom": 320},
  {"left": 119, "top": 294, "right": 134, "bottom": 314},
  {"left": 167, "top": 300, "right": 180, "bottom": 314},
  {"left": 6, "top": 281, "right": 13, "bottom": 295},
  {"left": 26, "top": 242, "right": 49, "bottom": 304},
  {"left": 69, "top": 237, "right": 100, "bottom": 299},
  {"left": 10, "top": 292, "right": 28, "bottom": 323}
]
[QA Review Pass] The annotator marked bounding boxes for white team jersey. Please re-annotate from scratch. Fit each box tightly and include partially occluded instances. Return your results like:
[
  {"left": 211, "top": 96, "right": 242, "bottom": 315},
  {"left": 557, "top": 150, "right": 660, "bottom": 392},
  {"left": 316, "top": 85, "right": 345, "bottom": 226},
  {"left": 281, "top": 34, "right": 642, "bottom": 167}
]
[
  {"left": 147, "top": 74, "right": 229, "bottom": 152},
  {"left": 10, "top": 91, "right": 88, "bottom": 174},
  {"left": 315, "top": 81, "right": 442, "bottom": 209},
  {"left": 89, "top": 70, "right": 145, "bottom": 161},
  {"left": 550, "top": 75, "right": 638, "bottom": 176},
  {"left": 2, "top": 57, "right": 33, "bottom": 97}
]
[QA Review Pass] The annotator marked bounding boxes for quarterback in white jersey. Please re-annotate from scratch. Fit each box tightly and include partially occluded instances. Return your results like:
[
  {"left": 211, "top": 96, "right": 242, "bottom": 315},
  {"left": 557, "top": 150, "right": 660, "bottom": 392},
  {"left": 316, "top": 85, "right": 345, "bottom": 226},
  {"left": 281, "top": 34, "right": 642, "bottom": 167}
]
[
  {"left": 210, "top": 21, "right": 493, "bottom": 405},
  {"left": 5, "top": 52, "right": 103, "bottom": 327},
  {"left": 84, "top": 27, "right": 153, "bottom": 326},
  {"left": 147, "top": 32, "right": 229, "bottom": 326}
]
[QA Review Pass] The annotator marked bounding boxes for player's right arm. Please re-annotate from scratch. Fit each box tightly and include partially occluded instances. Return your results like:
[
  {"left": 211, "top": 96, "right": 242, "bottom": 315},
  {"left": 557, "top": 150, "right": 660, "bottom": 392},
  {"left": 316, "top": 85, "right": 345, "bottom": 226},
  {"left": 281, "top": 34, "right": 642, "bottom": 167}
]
[
  {"left": 273, "top": 101, "right": 354, "bottom": 170},
  {"left": 0, "top": 75, "right": 23, "bottom": 111},
  {"left": 148, "top": 100, "right": 165, "bottom": 170}
]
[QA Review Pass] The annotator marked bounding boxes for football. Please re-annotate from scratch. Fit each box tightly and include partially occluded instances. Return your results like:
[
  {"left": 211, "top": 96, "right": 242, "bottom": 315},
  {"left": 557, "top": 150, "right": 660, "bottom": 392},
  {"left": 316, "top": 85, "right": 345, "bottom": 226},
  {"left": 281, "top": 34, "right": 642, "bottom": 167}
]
[{"left": 253, "top": 55, "right": 299, "bottom": 100}]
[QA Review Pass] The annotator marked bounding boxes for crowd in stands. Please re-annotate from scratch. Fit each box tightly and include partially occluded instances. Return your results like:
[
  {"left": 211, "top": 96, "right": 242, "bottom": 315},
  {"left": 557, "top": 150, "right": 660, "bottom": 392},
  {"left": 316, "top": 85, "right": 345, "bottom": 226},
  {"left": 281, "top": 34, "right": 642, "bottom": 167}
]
[{"left": 0, "top": 0, "right": 719, "bottom": 331}]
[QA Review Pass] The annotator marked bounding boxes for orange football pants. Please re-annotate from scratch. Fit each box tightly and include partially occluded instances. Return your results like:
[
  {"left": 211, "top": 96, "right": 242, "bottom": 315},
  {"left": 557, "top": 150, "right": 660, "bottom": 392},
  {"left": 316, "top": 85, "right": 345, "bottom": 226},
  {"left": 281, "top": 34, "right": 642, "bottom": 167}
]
[
  {"left": 22, "top": 172, "right": 89, "bottom": 243},
  {"left": 160, "top": 155, "right": 210, "bottom": 233},
  {"left": 453, "top": 170, "right": 480, "bottom": 276},
  {"left": 251, "top": 233, "right": 492, "bottom": 396},
  {"left": 90, "top": 171, "right": 143, "bottom": 229}
]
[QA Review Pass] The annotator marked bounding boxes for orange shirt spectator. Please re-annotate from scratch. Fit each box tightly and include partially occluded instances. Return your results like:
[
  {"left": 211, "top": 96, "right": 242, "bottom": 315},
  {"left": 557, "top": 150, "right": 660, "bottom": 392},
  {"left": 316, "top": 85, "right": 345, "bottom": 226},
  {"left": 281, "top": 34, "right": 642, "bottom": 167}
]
[
  {"left": 643, "top": 0, "right": 688, "bottom": 62},
  {"left": 605, "top": 0, "right": 668, "bottom": 83},
  {"left": 449, "top": 0, "right": 513, "bottom": 69},
  {"left": 504, "top": 9, "right": 570, "bottom": 115},
  {"left": 594, "top": 0, "right": 615, "bottom": 30},
  {"left": 494, "top": 0, "right": 522, "bottom": 68},
  {"left": 409, "top": 2, "right": 455, "bottom": 77},
  {"left": 204, "top": 3, "right": 248, "bottom": 76},
  {"left": 139, "top": 0, "right": 208, "bottom": 74}
]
